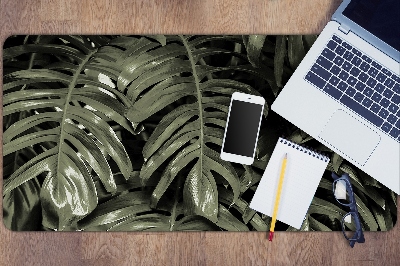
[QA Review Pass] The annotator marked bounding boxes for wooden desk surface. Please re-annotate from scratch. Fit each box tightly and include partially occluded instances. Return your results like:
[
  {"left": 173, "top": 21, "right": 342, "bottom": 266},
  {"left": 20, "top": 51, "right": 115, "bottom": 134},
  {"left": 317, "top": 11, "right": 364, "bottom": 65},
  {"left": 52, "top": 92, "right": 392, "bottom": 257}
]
[{"left": 1, "top": 0, "right": 398, "bottom": 265}]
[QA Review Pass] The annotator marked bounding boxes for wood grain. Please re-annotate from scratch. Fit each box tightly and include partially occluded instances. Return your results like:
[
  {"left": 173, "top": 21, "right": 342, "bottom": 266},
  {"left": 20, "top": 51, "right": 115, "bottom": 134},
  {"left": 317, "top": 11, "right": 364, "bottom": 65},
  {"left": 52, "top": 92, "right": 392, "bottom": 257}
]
[{"left": 1, "top": 0, "right": 399, "bottom": 265}]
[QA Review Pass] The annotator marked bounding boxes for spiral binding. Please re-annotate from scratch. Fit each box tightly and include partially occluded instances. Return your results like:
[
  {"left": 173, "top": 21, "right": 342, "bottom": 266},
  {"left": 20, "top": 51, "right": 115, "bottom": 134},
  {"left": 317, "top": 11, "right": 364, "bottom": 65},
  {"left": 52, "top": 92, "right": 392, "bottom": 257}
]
[{"left": 279, "top": 138, "right": 329, "bottom": 163}]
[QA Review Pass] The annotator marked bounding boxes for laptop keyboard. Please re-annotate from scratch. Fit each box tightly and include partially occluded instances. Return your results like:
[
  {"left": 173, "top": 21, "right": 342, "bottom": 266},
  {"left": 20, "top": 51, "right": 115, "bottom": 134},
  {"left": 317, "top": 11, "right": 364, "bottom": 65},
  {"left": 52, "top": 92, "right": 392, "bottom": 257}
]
[{"left": 304, "top": 34, "right": 400, "bottom": 142}]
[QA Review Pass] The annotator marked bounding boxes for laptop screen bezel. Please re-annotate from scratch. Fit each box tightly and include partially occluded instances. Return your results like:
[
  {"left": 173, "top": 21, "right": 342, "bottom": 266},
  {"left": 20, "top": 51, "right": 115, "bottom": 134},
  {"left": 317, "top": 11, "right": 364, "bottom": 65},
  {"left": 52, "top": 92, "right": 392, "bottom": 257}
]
[{"left": 332, "top": 0, "right": 400, "bottom": 63}]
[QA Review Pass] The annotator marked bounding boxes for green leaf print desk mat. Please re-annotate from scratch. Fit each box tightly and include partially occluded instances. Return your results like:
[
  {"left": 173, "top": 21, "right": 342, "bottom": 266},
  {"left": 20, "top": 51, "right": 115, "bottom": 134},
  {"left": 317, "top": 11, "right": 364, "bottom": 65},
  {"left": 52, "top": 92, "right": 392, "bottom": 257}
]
[{"left": 2, "top": 35, "right": 397, "bottom": 232}]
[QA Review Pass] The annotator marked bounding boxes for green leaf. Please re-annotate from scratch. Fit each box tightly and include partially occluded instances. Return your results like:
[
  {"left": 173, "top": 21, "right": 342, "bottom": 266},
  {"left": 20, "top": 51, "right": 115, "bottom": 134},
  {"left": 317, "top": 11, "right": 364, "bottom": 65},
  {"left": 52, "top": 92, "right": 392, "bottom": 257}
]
[
  {"left": 78, "top": 191, "right": 152, "bottom": 230},
  {"left": 183, "top": 159, "right": 219, "bottom": 222},
  {"left": 175, "top": 215, "right": 220, "bottom": 231},
  {"left": 215, "top": 205, "right": 249, "bottom": 231},
  {"left": 40, "top": 143, "right": 98, "bottom": 230},
  {"left": 331, "top": 153, "right": 344, "bottom": 173},
  {"left": 287, "top": 36, "right": 305, "bottom": 70},
  {"left": 246, "top": 35, "right": 266, "bottom": 68},
  {"left": 274, "top": 35, "right": 286, "bottom": 88},
  {"left": 123, "top": 35, "right": 266, "bottom": 223},
  {"left": 308, "top": 216, "right": 332, "bottom": 231},
  {"left": 108, "top": 214, "right": 171, "bottom": 231},
  {"left": 3, "top": 36, "right": 134, "bottom": 230},
  {"left": 3, "top": 178, "right": 42, "bottom": 231}
]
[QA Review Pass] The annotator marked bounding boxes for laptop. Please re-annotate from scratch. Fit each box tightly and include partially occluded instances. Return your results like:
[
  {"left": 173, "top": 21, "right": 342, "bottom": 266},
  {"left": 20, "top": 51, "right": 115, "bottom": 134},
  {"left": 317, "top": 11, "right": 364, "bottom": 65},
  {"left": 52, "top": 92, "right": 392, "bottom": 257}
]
[{"left": 271, "top": 0, "right": 400, "bottom": 193}]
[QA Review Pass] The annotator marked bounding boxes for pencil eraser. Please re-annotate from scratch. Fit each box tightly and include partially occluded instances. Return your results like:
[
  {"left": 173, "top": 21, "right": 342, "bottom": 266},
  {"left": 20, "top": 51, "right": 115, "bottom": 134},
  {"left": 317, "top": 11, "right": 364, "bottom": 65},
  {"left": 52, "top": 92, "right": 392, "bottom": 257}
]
[{"left": 268, "top": 231, "right": 274, "bottom": 241}]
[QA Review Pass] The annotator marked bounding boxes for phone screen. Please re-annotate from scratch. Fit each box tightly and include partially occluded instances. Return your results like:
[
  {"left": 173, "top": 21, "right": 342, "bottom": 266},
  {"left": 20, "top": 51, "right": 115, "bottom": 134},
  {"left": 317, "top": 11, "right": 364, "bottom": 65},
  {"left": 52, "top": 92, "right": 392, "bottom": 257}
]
[{"left": 223, "top": 100, "right": 263, "bottom": 157}]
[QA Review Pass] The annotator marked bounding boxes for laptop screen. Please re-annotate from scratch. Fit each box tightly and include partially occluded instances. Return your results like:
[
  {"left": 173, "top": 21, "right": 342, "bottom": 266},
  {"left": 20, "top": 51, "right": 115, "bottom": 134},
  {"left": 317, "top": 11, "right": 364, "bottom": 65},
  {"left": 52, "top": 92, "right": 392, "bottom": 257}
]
[{"left": 343, "top": 0, "right": 400, "bottom": 52}]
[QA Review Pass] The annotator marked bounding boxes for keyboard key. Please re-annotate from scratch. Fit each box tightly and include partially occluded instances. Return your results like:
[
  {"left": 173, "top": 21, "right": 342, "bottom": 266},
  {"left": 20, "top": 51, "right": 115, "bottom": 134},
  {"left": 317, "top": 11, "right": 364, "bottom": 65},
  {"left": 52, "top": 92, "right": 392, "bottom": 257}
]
[
  {"left": 342, "top": 61, "right": 352, "bottom": 72},
  {"left": 363, "top": 87, "right": 374, "bottom": 97},
  {"left": 383, "top": 89, "right": 394, "bottom": 99},
  {"left": 305, "top": 72, "right": 326, "bottom": 89},
  {"left": 327, "top": 40, "right": 338, "bottom": 50},
  {"left": 391, "top": 94, "right": 399, "bottom": 104},
  {"left": 359, "top": 62, "right": 370, "bottom": 72},
  {"left": 329, "top": 76, "right": 340, "bottom": 86},
  {"left": 339, "top": 71, "right": 349, "bottom": 81},
  {"left": 389, "top": 127, "right": 400, "bottom": 139},
  {"left": 343, "top": 51, "right": 354, "bottom": 61},
  {"left": 337, "top": 81, "right": 348, "bottom": 91},
  {"left": 371, "top": 103, "right": 381, "bottom": 113},
  {"left": 332, "top": 35, "right": 342, "bottom": 43},
  {"left": 380, "top": 98, "right": 390, "bottom": 108},
  {"left": 351, "top": 56, "right": 362, "bottom": 66},
  {"left": 312, "top": 64, "right": 332, "bottom": 81},
  {"left": 387, "top": 114, "right": 397, "bottom": 125},
  {"left": 381, "top": 68, "right": 391, "bottom": 75},
  {"left": 322, "top": 48, "right": 335, "bottom": 60},
  {"left": 393, "top": 84, "right": 400, "bottom": 93},
  {"left": 396, "top": 119, "right": 400, "bottom": 129},
  {"left": 317, "top": 56, "right": 333, "bottom": 70},
  {"left": 374, "top": 83, "right": 385, "bottom": 93},
  {"left": 346, "top": 87, "right": 356, "bottom": 97},
  {"left": 362, "top": 55, "right": 372, "bottom": 63},
  {"left": 350, "top": 67, "right": 361, "bottom": 77},
  {"left": 376, "top": 73, "right": 387, "bottom": 83},
  {"left": 352, "top": 48, "right": 361, "bottom": 57},
  {"left": 368, "top": 67, "right": 379, "bottom": 78},
  {"left": 388, "top": 103, "right": 399, "bottom": 114},
  {"left": 378, "top": 109, "right": 389, "bottom": 119},
  {"left": 347, "top": 76, "right": 357, "bottom": 86},
  {"left": 366, "top": 78, "right": 377, "bottom": 87},
  {"left": 393, "top": 76, "right": 400, "bottom": 83},
  {"left": 340, "top": 95, "right": 384, "bottom": 127},
  {"left": 359, "top": 73, "right": 368, "bottom": 82},
  {"left": 371, "top": 61, "right": 382, "bottom": 70},
  {"left": 372, "top": 92, "right": 382, "bottom": 102},
  {"left": 381, "top": 122, "right": 392, "bottom": 133},
  {"left": 330, "top": 65, "right": 341, "bottom": 75},
  {"left": 342, "top": 41, "right": 352, "bottom": 50},
  {"left": 384, "top": 78, "right": 395, "bottom": 88},
  {"left": 355, "top": 81, "right": 365, "bottom": 91},
  {"left": 336, "top": 46, "right": 346, "bottom": 56},
  {"left": 323, "top": 84, "right": 342, "bottom": 100},
  {"left": 362, "top": 98, "right": 373, "bottom": 108},
  {"left": 333, "top": 56, "right": 344, "bottom": 66},
  {"left": 354, "top": 92, "right": 364, "bottom": 103}
]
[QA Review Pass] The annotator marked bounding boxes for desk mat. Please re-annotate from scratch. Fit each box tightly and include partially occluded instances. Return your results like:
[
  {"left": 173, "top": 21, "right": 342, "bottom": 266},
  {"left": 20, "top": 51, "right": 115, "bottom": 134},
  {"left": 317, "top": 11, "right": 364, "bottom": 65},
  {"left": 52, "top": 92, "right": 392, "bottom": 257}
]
[{"left": 2, "top": 35, "right": 397, "bottom": 232}]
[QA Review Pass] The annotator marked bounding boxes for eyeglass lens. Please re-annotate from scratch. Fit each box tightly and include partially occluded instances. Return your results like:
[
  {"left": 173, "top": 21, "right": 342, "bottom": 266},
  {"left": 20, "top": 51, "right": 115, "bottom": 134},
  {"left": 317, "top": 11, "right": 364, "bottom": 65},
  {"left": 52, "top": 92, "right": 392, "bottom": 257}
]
[
  {"left": 333, "top": 179, "right": 351, "bottom": 205},
  {"left": 342, "top": 213, "right": 359, "bottom": 240}
]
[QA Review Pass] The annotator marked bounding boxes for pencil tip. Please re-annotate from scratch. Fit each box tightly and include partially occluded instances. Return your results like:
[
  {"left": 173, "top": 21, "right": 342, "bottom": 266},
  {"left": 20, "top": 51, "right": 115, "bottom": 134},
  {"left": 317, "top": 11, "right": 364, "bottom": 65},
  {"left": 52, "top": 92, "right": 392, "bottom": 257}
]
[{"left": 284, "top": 153, "right": 287, "bottom": 159}]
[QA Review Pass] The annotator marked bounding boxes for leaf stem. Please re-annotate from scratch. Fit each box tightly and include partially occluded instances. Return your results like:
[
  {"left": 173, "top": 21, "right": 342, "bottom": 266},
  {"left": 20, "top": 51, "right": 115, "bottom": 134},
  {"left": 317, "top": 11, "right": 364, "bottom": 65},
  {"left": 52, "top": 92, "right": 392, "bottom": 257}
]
[
  {"left": 179, "top": 35, "right": 204, "bottom": 174},
  {"left": 56, "top": 49, "right": 98, "bottom": 188}
]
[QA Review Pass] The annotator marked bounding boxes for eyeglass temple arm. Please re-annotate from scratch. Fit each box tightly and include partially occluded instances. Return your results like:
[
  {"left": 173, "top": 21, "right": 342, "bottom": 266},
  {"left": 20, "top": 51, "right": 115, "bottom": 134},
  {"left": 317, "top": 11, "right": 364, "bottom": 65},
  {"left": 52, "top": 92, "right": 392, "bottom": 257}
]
[{"left": 349, "top": 230, "right": 365, "bottom": 248}]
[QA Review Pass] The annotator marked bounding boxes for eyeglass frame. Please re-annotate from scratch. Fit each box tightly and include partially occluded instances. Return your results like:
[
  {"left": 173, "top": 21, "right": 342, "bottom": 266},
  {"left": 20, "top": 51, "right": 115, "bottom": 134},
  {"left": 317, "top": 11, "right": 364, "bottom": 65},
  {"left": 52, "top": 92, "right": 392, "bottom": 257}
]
[{"left": 331, "top": 172, "right": 365, "bottom": 248}]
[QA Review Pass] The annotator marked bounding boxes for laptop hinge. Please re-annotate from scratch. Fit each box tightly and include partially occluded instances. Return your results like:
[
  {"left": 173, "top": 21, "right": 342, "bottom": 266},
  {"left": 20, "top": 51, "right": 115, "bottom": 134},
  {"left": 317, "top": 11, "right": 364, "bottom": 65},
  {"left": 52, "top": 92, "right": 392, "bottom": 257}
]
[{"left": 338, "top": 24, "right": 350, "bottom": 34}]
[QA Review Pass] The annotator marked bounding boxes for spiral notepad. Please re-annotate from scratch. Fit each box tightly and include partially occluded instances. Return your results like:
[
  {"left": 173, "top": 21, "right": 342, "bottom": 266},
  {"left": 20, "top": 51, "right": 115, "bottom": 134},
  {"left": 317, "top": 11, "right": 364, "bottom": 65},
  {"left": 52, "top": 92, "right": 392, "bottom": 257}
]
[{"left": 250, "top": 137, "right": 329, "bottom": 229}]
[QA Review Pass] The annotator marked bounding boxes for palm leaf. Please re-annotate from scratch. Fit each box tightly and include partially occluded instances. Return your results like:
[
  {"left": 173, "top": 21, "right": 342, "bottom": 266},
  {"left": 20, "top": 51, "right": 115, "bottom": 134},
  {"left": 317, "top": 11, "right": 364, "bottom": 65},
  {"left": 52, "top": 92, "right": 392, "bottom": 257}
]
[
  {"left": 3, "top": 36, "right": 134, "bottom": 230},
  {"left": 3, "top": 177, "right": 42, "bottom": 230},
  {"left": 123, "top": 35, "right": 272, "bottom": 223}
]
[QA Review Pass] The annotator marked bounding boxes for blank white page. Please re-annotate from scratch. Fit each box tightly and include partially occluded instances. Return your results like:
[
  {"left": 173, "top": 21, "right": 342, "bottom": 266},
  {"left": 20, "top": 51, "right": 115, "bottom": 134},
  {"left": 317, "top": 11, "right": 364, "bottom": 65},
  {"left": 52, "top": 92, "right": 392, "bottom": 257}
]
[{"left": 249, "top": 138, "right": 329, "bottom": 229}]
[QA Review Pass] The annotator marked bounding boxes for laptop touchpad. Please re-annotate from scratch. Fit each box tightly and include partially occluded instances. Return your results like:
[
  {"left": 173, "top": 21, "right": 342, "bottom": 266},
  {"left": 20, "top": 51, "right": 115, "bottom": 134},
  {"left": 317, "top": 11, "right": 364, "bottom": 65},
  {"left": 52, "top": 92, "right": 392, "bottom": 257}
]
[{"left": 319, "top": 109, "right": 380, "bottom": 165}]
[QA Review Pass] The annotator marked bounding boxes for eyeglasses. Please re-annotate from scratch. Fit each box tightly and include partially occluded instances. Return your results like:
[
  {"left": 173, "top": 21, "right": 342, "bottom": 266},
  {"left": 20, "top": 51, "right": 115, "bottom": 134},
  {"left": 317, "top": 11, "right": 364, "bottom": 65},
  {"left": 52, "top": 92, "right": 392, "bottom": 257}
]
[{"left": 331, "top": 172, "right": 365, "bottom": 248}]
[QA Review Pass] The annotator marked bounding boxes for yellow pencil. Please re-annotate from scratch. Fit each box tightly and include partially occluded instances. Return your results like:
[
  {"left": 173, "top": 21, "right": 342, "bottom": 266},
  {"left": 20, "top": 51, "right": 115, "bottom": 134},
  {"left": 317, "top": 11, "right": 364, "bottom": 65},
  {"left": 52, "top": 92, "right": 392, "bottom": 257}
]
[{"left": 269, "top": 153, "right": 288, "bottom": 241}]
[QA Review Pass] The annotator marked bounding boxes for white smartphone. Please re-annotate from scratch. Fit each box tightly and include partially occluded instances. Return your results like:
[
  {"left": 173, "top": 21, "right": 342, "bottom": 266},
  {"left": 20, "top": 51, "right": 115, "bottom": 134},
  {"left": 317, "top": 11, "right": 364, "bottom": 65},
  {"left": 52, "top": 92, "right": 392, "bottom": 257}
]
[{"left": 220, "top": 92, "right": 265, "bottom": 165}]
